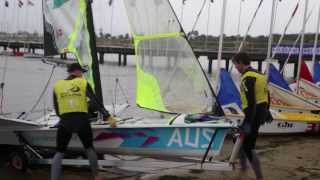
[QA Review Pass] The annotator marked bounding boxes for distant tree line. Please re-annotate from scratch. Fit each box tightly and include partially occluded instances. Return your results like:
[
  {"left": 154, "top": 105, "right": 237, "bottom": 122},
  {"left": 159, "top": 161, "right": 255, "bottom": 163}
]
[
  {"left": 0, "top": 29, "right": 318, "bottom": 44},
  {"left": 187, "top": 30, "right": 317, "bottom": 44}
]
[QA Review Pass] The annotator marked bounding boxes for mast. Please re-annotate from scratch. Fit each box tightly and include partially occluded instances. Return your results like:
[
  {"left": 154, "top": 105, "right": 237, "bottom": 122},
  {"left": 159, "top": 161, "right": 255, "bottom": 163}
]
[
  {"left": 86, "top": 0, "right": 104, "bottom": 104},
  {"left": 296, "top": 0, "right": 309, "bottom": 93},
  {"left": 280, "top": 9, "right": 314, "bottom": 74},
  {"left": 237, "top": 0, "right": 243, "bottom": 38},
  {"left": 271, "top": 0, "right": 300, "bottom": 60},
  {"left": 266, "top": 0, "right": 277, "bottom": 77},
  {"left": 237, "top": 0, "right": 264, "bottom": 52},
  {"left": 312, "top": 6, "right": 320, "bottom": 76},
  {"left": 217, "top": 0, "right": 227, "bottom": 90}
]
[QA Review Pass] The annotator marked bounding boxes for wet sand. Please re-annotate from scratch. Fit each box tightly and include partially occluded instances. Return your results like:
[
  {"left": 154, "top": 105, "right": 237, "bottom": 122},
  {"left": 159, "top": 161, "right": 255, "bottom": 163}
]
[{"left": 1, "top": 134, "right": 319, "bottom": 180}]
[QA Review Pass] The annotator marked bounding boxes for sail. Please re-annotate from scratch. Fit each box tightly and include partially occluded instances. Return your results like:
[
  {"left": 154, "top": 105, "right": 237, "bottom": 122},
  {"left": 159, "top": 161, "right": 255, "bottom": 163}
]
[
  {"left": 217, "top": 69, "right": 242, "bottom": 108},
  {"left": 300, "top": 60, "right": 313, "bottom": 82},
  {"left": 123, "top": 0, "right": 215, "bottom": 114},
  {"left": 313, "top": 61, "right": 320, "bottom": 84},
  {"left": 43, "top": 0, "right": 95, "bottom": 90},
  {"left": 268, "top": 64, "right": 292, "bottom": 91}
]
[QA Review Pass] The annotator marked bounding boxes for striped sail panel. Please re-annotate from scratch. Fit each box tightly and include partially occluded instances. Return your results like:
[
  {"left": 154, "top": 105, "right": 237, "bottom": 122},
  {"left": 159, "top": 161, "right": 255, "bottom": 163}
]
[
  {"left": 43, "top": 0, "right": 95, "bottom": 90},
  {"left": 123, "top": 0, "right": 214, "bottom": 114}
]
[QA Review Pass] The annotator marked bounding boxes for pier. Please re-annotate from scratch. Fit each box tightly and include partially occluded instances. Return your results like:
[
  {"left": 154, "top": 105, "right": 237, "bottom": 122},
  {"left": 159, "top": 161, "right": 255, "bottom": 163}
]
[{"left": 0, "top": 38, "right": 319, "bottom": 77}]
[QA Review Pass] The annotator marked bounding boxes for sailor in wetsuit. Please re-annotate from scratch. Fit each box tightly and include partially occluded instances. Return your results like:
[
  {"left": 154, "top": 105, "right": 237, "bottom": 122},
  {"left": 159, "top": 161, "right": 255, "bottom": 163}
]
[
  {"left": 232, "top": 52, "right": 272, "bottom": 180},
  {"left": 51, "top": 63, "right": 117, "bottom": 180}
]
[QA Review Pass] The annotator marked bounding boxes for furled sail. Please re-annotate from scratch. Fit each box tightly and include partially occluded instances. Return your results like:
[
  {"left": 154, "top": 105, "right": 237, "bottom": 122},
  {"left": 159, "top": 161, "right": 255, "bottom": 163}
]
[
  {"left": 217, "top": 68, "right": 242, "bottom": 109},
  {"left": 123, "top": 0, "right": 216, "bottom": 114},
  {"left": 313, "top": 61, "right": 320, "bottom": 84},
  {"left": 268, "top": 64, "right": 292, "bottom": 91},
  {"left": 43, "top": 0, "right": 95, "bottom": 90}
]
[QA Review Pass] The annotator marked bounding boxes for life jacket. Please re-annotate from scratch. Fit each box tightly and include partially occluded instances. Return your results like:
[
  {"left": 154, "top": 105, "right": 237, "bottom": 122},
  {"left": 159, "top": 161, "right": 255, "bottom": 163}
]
[
  {"left": 240, "top": 69, "right": 268, "bottom": 110},
  {"left": 54, "top": 77, "right": 88, "bottom": 115}
]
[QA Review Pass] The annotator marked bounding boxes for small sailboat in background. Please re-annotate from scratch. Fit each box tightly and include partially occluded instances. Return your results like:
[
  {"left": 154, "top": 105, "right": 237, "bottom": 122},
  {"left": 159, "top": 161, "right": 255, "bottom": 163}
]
[{"left": 217, "top": 0, "right": 320, "bottom": 134}]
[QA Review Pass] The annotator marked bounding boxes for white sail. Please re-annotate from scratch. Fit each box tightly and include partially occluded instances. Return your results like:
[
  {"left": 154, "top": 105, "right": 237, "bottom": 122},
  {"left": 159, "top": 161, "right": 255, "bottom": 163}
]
[
  {"left": 123, "top": 0, "right": 217, "bottom": 114},
  {"left": 43, "top": 0, "right": 95, "bottom": 90}
]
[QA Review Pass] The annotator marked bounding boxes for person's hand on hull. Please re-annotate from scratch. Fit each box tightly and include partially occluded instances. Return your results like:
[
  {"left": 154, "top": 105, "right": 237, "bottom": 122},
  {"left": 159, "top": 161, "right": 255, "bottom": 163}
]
[{"left": 104, "top": 115, "right": 117, "bottom": 128}]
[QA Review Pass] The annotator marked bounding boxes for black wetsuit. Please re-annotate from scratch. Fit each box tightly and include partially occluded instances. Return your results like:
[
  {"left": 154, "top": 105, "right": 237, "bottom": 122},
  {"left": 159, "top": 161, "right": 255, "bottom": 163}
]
[
  {"left": 53, "top": 75, "right": 110, "bottom": 152},
  {"left": 241, "top": 68, "right": 272, "bottom": 161}
]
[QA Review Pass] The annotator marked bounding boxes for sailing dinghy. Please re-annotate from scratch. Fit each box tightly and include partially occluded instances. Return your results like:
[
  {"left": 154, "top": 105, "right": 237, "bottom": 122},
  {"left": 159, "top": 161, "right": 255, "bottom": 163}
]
[{"left": 0, "top": 0, "right": 238, "bottom": 171}]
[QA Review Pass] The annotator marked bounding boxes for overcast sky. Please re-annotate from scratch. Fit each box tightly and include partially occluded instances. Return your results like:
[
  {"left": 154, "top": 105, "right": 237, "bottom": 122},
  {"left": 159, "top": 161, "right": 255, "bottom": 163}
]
[{"left": 1, "top": 0, "right": 320, "bottom": 37}]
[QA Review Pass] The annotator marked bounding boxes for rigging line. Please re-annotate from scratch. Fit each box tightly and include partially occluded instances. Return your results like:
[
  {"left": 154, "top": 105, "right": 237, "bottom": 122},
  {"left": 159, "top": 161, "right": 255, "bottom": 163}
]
[
  {"left": 0, "top": 84, "right": 4, "bottom": 114},
  {"left": 295, "top": 0, "right": 309, "bottom": 91},
  {"left": 180, "top": 0, "right": 185, "bottom": 24},
  {"left": 23, "top": 0, "right": 27, "bottom": 53},
  {"left": 22, "top": 64, "right": 56, "bottom": 120},
  {"left": 311, "top": 6, "right": 320, "bottom": 76},
  {"left": 271, "top": 0, "right": 301, "bottom": 60},
  {"left": 0, "top": 60, "right": 7, "bottom": 114},
  {"left": 230, "top": 0, "right": 264, "bottom": 72},
  {"left": 204, "top": 1, "right": 212, "bottom": 49},
  {"left": 0, "top": 1, "right": 11, "bottom": 114},
  {"left": 188, "top": 0, "right": 207, "bottom": 39},
  {"left": 273, "top": 0, "right": 279, "bottom": 32},
  {"left": 0, "top": 108, "right": 51, "bottom": 116},
  {"left": 105, "top": 0, "right": 117, "bottom": 64},
  {"left": 229, "top": 0, "right": 244, "bottom": 73},
  {"left": 265, "top": 0, "right": 277, "bottom": 77},
  {"left": 280, "top": 6, "right": 315, "bottom": 74},
  {"left": 113, "top": 78, "right": 118, "bottom": 115},
  {"left": 105, "top": 0, "right": 127, "bottom": 113},
  {"left": 112, "top": 78, "right": 130, "bottom": 115},
  {"left": 237, "top": 0, "right": 244, "bottom": 37},
  {"left": 238, "top": 0, "right": 264, "bottom": 52},
  {"left": 109, "top": 0, "right": 114, "bottom": 35},
  {"left": 16, "top": 0, "right": 20, "bottom": 35},
  {"left": 0, "top": 2, "right": 3, "bottom": 33},
  {"left": 117, "top": 79, "right": 129, "bottom": 104},
  {"left": 24, "top": 0, "right": 32, "bottom": 53}
]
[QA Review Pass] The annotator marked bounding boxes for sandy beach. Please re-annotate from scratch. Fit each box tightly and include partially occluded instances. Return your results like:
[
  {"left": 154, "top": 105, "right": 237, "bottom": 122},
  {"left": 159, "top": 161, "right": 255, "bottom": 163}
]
[{"left": 0, "top": 134, "right": 319, "bottom": 180}]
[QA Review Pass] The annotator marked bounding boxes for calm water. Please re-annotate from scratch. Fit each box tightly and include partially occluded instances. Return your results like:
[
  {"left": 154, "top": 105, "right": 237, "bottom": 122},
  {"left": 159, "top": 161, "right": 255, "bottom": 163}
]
[{"left": 0, "top": 53, "right": 299, "bottom": 120}]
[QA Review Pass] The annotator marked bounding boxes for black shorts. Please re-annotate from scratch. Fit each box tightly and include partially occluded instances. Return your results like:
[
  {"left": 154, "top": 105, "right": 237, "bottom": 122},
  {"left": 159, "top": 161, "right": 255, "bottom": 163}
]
[{"left": 56, "top": 114, "right": 93, "bottom": 153}]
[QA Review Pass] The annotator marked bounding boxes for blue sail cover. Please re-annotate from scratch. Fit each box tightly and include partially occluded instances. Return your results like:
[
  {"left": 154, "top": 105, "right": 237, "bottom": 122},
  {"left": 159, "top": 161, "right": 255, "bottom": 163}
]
[
  {"left": 268, "top": 64, "right": 292, "bottom": 91},
  {"left": 313, "top": 61, "right": 320, "bottom": 84},
  {"left": 217, "top": 69, "right": 242, "bottom": 108}
]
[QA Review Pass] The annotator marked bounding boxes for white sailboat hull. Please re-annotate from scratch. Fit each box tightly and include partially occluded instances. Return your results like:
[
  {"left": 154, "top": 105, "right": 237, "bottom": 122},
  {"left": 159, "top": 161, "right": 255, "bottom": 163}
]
[
  {"left": 222, "top": 103, "right": 319, "bottom": 134},
  {"left": 259, "top": 120, "right": 310, "bottom": 134},
  {"left": 0, "top": 114, "right": 233, "bottom": 158}
]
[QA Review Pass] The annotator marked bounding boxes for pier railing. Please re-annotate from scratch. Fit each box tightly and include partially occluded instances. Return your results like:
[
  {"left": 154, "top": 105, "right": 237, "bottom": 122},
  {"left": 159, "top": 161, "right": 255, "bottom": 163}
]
[
  {"left": 0, "top": 35, "right": 275, "bottom": 54},
  {"left": 0, "top": 36, "right": 318, "bottom": 77}
]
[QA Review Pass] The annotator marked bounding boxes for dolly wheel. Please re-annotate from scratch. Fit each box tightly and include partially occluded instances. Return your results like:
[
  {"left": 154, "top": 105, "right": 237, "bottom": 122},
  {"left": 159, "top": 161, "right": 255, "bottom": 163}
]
[{"left": 9, "top": 151, "right": 28, "bottom": 172}]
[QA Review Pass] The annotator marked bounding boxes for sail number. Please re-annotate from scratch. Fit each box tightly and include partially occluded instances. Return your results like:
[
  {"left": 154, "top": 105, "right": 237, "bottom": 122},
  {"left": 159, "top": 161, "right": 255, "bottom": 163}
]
[{"left": 167, "top": 128, "right": 216, "bottom": 149}]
